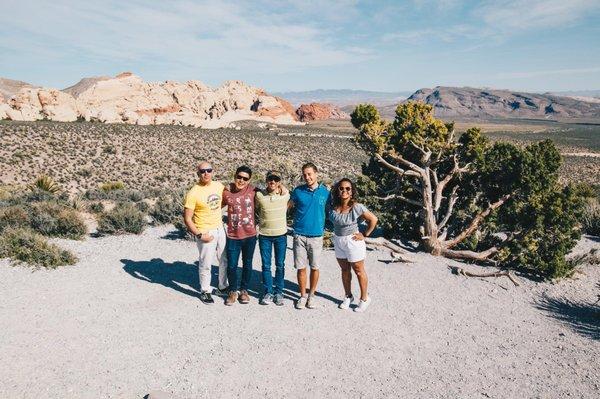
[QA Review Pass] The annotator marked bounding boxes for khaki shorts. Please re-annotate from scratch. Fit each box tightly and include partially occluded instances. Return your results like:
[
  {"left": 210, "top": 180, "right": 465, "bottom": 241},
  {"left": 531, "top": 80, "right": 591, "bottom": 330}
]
[{"left": 293, "top": 234, "right": 323, "bottom": 270}]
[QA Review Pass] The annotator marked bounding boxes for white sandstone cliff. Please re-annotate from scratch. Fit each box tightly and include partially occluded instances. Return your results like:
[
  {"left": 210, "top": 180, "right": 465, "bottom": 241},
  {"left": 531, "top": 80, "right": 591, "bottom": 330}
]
[{"left": 0, "top": 72, "right": 300, "bottom": 128}]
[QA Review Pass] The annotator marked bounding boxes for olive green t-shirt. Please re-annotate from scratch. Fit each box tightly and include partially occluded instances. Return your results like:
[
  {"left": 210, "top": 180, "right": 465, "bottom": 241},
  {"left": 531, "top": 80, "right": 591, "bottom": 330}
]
[{"left": 255, "top": 189, "right": 290, "bottom": 236}]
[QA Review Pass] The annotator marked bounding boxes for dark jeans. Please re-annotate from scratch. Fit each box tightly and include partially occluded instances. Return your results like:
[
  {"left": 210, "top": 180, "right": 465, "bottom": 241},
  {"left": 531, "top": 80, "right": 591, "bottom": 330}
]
[
  {"left": 258, "top": 234, "right": 287, "bottom": 295},
  {"left": 226, "top": 235, "right": 257, "bottom": 292}
]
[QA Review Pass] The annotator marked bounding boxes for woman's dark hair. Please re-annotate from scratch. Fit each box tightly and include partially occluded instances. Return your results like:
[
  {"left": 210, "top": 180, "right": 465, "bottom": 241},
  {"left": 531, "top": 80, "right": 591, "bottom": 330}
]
[
  {"left": 235, "top": 165, "right": 252, "bottom": 177},
  {"left": 332, "top": 178, "right": 358, "bottom": 208}
]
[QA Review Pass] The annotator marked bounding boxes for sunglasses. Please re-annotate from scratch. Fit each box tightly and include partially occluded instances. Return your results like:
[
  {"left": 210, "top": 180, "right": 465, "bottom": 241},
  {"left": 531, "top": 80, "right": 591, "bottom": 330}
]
[
  {"left": 267, "top": 176, "right": 281, "bottom": 182},
  {"left": 236, "top": 174, "right": 250, "bottom": 181},
  {"left": 338, "top": 186, "right": 352, "bottom": 192},
  {"left": 198, "top": 168, "right": 213, "bottom": 174}
]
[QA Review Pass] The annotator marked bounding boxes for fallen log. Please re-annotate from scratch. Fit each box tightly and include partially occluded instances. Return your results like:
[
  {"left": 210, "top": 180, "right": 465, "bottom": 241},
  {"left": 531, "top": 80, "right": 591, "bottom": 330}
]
[
  {"left": 364, "top": 237, "right": 414, "bottom": 263},
  {"left": 448, "top": 265, "right": 520, "bottom": 286}
]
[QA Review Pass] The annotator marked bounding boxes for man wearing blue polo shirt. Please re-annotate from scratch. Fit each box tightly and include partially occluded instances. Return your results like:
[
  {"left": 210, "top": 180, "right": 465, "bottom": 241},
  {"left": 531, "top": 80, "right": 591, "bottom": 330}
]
[{"left": 289, "top": 162, "right": 330, "bottom": 309}]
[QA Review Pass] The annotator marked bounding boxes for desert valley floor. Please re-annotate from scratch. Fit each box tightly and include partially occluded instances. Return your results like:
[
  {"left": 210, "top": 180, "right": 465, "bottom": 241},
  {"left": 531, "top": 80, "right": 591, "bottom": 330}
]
[{"left": 1, "top": 226, "right": 598, "bottom": 398}]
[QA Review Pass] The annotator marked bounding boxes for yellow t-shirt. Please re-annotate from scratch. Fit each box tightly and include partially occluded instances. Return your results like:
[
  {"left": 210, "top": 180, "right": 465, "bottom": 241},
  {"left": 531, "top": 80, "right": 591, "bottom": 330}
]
[{"left": 184, "top": 181, "right": 224, "bottom": 231}]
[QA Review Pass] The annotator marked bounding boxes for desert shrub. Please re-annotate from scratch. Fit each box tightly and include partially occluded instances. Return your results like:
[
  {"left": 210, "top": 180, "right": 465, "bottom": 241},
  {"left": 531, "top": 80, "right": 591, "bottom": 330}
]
[
  {"left": 70, "top": 195, "right": 86, "bottom": 211},
  {"left": 136, "top": 201, "right": 150, "bottom": 213},
  {"left": 581, "top": 199, "right": 600, "bottom": 236},
  {"left": 76, "top": 168, "right": 92, "bottom": 177},
  {"left": 100, "top": 181, "right": 125, "bottom": 191},
  {"left": 29, "top": 202, "right": 87, "bottom": 239},
  {"left": 19, "top": 188, "right": 63, "bottom": 203},
  {"left": 0, "top": 227, "right": 77, "bottom": 268},
  {"left": 0, "top": 205, "right": 30, "bottom": 233},
  {"left": 88, "top": 202, "right": 105, "bottom": 213},
  {"left": 29, "top": 175, "right": 60, "bottom": 194},
  {"left": 97, "top": 202, "right": 146, "bottom": 235},
  {"left": 151, "top": 191, "right": 184, "bottom": 224}
]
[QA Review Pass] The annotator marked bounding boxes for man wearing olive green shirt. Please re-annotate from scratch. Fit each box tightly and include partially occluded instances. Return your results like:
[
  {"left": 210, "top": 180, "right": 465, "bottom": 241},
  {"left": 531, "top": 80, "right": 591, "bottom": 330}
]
[
  {"left": 183, "top": 161, "right": 228, "bottom": 304},
  {"left": 255, "top": 171, "right": 290, "bottom": 306}
]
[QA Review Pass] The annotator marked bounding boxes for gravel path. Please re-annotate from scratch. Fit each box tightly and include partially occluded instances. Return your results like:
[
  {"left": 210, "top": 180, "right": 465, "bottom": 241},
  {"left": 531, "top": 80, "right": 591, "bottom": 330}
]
[{"left": 1, "top": 226, "right": 598, "bottom": 399}]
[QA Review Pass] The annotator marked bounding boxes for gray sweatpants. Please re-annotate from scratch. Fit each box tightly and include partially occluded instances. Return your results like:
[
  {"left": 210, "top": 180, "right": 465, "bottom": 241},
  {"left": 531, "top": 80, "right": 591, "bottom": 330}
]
[{"left": 195, "top": 225, "right": 228, "bottom": 292}]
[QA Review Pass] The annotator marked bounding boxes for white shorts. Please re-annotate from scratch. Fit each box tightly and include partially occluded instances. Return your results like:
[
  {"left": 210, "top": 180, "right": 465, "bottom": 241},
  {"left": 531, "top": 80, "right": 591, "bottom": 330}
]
[{"left": 333, "top": 234, "right": 367, "bottom": 263}]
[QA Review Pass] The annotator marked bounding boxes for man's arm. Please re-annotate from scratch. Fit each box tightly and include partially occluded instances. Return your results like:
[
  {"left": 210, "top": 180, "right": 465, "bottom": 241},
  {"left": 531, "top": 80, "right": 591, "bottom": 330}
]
[{"left": 183, "top": 208, "right": 214, "bottom": 242}]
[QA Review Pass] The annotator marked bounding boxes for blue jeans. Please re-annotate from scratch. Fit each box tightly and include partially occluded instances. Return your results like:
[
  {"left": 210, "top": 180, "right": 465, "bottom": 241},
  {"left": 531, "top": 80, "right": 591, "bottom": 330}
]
[
  {"left": 226, "top": 235, "right": 257, "bottom": 292},
  {"left": 258, "top": 234, "right": 287, "bottom": 295}
]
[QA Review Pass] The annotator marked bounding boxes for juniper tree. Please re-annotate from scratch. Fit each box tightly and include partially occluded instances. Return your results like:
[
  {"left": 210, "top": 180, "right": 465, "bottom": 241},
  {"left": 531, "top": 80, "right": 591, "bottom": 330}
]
[{"left": 352, "top": 101, "right": 583, "bottom": 278}]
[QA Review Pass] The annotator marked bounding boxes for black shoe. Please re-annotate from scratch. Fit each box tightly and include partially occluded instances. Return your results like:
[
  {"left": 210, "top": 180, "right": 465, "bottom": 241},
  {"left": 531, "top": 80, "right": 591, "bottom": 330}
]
[
  {"left": 213, "top": 286, "right": 229, "bottom": 297},
  {"left": 199, "top": 291, "right": 214, "bottom": 304}
]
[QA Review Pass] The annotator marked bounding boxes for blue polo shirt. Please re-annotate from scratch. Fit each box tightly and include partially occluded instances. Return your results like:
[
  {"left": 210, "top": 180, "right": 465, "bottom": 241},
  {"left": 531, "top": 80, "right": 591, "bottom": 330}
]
[{"left": 291, "top": 183, "right": 330, "bottom": 236}]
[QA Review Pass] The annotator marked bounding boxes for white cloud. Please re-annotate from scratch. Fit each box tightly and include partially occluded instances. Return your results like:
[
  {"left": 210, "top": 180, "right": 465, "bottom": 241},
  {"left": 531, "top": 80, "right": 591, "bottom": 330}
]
[
  {"left": 0, "top": 0, "right": 372, "bottom": 84},
  {"left": 381, "top": 0, "right": 600, "bottom": 48},
  {"left": 496, "top": 66, "right": 600, "bottom": 79},
  {"left": 475, "top": 0, "right": 600, "bottom": 32}
]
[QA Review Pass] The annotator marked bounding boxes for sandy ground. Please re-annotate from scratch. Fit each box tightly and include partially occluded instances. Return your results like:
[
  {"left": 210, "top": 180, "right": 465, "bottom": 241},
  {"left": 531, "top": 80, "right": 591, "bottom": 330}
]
[{"left": 0, "top": 226, "right": 599, "bottom": 399}]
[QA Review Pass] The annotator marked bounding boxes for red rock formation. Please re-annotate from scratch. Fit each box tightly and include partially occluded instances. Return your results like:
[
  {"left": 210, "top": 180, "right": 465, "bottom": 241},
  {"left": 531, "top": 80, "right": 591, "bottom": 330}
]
[
  {"left": 295, "top": 103, "right": 350, "bottom": 121},
  {"left": 136, "top": 104, "right": 182, "bottom": 116}
]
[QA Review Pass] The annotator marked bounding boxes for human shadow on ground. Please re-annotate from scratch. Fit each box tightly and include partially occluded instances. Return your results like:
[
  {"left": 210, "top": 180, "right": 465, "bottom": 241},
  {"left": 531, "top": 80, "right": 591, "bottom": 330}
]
[
  {"left": 121, "top": 258, "right": 340, "bottom": 305},
  {"left": 534, "top": 294, "right": 600, "bottom": 340}
]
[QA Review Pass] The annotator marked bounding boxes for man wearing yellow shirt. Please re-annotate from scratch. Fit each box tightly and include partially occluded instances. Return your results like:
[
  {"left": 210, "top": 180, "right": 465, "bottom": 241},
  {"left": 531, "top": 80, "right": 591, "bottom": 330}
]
[{"left": 183, "top": 161, "right": 228, "bottom": 304}]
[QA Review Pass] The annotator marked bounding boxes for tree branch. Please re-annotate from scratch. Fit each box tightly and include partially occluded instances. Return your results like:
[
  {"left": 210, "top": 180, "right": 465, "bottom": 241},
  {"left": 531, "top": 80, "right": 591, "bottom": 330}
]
[
  {"left": 408, "top": 141, "right": 432, "bottom": 164},
  {"left": 374, "top": 154, "right": 421, "bottom": 177},
  {"left": 388, "top": 151, "right": 425, "bottom": 174},
  {"left": 444, "top": 194, "right": 511, "bottom": 249},
  {"left": 442, "top": 246, "right": 499, "bottom": 262},
  {"left": 448, "top": 264, "right": 520, "bottom": 286},
  {"left": 377, "top": 194, "right": 422, "bottom": 207},
  {"left": 437, "top": 185, "right": 459, "bottom": 230}
]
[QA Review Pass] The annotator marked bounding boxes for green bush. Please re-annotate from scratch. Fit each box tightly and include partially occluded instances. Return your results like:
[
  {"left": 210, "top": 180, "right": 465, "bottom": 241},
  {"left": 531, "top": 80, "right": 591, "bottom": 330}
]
[
  {"left": 0, "top": 227, "right": 77, "bottom": 268},
  {"left": 582, "top": 199, "right": 600, "bottom": 236},
  {"left": 29, "top": 202, "right": 87, "bottom": 239},
  {"left": 88, "top": 202, "right": 105, "bottom": 213},
  {"left": 0, "top": 205, "right": 30, "bottom": 233},
  {"left": 100, "top": 181, "right": 125, "bottom": 192},
  {"left": 97, "top": 203, "right": 146, "bottom": 235},
  {"left": 151, "top": 193, "right": 183, "bottom": 224},
  {"left": 136, "top": 201, "right": 150, "bottom": 213}
]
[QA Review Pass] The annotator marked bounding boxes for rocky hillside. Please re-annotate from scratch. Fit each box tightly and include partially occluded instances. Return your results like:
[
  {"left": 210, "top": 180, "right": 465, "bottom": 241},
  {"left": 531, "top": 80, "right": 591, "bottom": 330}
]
[
  {"left": 379, "top": 86, "right": 600, "bottom": 120},
  {"left": 0, "top": 73, "right": 299, "bottom": 128},
  {"left": 0, "top": 78, "right": 37, "bottom": 101},
  {"left": 295, "top": 103, "right": 350, "bottom": 121}
]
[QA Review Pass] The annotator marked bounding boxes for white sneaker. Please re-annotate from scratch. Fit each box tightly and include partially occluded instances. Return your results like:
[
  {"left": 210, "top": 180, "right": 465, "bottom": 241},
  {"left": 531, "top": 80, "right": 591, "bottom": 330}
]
[
  {"left": 354, "top": 297, "right": 371, "bottom": 313},
  {"left": 296, "top": 296, "right": 307, "bottom": 309},
  {"left": 338, "top": 295, "right": 354, "bottom": 310},
  {"left": 306, "top": 294, "right": 318, "bottom": 309}
]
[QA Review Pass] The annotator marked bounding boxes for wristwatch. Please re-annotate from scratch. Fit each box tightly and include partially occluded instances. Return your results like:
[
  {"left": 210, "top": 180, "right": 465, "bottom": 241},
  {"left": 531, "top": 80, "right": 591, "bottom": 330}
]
[{"left": 195, "top": 232, "right": 203, "bottom": 239}]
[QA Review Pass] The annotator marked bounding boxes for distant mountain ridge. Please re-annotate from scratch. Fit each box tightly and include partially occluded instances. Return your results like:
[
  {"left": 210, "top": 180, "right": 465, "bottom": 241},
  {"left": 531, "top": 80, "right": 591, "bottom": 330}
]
[
  {"left": 273, "top": 89, "right": 412, "bottom": 107},
  {"left": 373, "top": 86, "right": 600, "bottom": 120}
]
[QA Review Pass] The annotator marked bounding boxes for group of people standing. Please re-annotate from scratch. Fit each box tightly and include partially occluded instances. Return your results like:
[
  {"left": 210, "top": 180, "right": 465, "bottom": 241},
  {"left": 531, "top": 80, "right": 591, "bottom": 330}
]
[{"left": 183, "top": 161, "right": 378, "bottom": 312}]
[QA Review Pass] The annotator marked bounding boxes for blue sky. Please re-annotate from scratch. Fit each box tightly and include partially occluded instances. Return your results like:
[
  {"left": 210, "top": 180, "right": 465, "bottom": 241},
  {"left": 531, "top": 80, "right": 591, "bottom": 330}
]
[{"left": 1, "top": 0, "right": 599, "bottom": 92}]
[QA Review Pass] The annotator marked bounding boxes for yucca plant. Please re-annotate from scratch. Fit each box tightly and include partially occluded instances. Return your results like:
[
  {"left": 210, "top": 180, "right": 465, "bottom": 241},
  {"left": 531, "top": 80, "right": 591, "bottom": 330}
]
[{"left": 29, "top": 175, "right": 61, "bottom": 194}]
